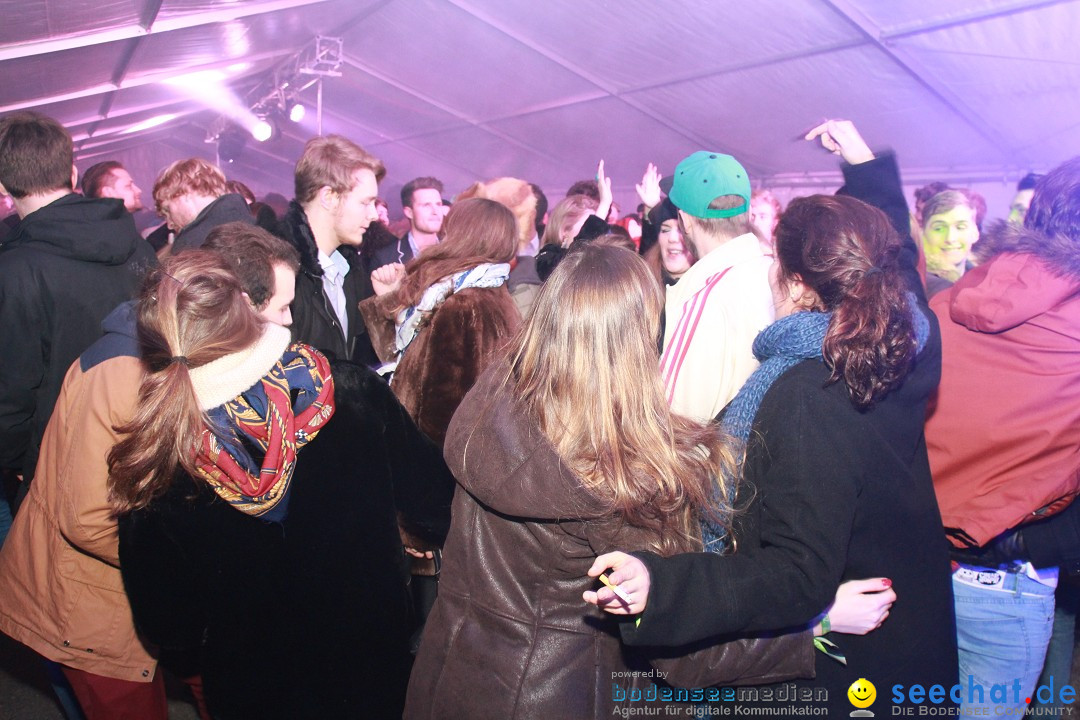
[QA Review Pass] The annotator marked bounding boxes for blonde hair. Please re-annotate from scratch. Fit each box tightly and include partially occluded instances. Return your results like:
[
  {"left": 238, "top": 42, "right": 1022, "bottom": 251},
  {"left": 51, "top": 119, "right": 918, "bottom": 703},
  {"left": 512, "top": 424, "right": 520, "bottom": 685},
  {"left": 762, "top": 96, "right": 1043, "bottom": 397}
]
[
  {"left": 507, "top": 242, "right": 737, "bottom": 555},
  {"left": 108, "top": 251, "right": 263, "bottom": 513},
  {"left": 153, "top": 158, "right": 227, "bottom": 212},
  {"left": 294, "top": 135, "right": 385, "bottom": 205},
  {"left": 542, "top": 194, "right": 597, "bottom": 248}
]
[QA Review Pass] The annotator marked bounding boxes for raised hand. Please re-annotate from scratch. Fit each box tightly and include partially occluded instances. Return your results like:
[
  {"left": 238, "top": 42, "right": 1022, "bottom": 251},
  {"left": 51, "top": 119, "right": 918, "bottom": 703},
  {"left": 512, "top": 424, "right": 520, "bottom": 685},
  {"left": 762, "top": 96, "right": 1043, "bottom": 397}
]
[
  {"left": 804, "top": 119, "right": 875, "bottom": 166},
  {"left": 371, "top": 262, "right": 406, "bottom": 297},
  {"left": 635, "top": 163, "right": 662, "bottom": 212},
  {"left": 596, "top": 159, "right": 614, "bottom": 223}
]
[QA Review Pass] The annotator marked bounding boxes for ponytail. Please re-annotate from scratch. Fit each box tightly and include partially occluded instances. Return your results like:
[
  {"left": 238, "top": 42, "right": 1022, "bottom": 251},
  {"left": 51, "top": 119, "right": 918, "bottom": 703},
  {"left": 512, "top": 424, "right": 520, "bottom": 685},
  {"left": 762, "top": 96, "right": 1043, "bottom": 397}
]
[
  {"left": 108, "top": 252, "right": 262, "bottom": 513},
  {"left": 823, "top": 255, "right": 916, "bottom": 409},
  {"left": 776, "top": 196, "right": 918, "bottom": 410}
]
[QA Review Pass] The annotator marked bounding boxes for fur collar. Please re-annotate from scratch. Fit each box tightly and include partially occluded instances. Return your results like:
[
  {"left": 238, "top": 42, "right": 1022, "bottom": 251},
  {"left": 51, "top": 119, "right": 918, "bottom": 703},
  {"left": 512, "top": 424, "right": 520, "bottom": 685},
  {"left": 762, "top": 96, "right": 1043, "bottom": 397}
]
[
  {"left": 282, "top": 201, "right": 322, "bottom": 276},
  {"left": 978, "top": 219, "right": 1080, "bottom": 282},
  {"left": 281, "top": 201, "right": 359, "bottom": 277}
]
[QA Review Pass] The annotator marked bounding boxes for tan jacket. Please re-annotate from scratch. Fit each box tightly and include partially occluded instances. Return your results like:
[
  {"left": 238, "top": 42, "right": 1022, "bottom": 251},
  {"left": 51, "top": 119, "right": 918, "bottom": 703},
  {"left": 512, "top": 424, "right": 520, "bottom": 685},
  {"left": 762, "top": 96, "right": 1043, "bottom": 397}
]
[{"left": 0, "top": 353, "right": 157, "bottom": 682}]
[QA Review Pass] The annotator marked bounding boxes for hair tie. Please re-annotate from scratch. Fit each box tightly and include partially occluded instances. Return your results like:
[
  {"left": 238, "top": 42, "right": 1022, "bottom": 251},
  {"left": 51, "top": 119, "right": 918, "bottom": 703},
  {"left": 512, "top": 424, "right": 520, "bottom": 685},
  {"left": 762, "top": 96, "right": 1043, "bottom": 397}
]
[
  {"left": 864, "top": 266, "right": 884, "bottom": 277},
  {"left": 169, "top": 356, "right": 190, "bottom": 366}
]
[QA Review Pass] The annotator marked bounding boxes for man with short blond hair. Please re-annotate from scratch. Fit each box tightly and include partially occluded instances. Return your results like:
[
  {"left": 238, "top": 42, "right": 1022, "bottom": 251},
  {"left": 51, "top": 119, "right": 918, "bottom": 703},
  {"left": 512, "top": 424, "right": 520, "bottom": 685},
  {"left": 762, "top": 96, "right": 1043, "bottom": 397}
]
[{"left": 279, "top": 134, "right": 385, "bottom": 365}]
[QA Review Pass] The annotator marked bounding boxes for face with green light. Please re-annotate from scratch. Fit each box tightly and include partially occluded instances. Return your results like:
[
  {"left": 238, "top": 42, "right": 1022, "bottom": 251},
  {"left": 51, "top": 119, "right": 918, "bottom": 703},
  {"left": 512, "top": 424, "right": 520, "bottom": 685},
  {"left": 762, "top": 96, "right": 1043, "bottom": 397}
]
[
  {"left": 1008, "top": 189, "right": 1034, "bottom": 225},
  {"left": 922, "top": 204, "right": 979, "bottom": 269}
]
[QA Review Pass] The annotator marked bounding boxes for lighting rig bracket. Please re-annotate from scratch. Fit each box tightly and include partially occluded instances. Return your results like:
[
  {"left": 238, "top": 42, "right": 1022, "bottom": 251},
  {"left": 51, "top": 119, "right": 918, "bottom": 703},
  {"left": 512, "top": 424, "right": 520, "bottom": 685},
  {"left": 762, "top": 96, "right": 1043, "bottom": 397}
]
[{"left": 206, "top": 36, "right": 342, "bottom": 158}]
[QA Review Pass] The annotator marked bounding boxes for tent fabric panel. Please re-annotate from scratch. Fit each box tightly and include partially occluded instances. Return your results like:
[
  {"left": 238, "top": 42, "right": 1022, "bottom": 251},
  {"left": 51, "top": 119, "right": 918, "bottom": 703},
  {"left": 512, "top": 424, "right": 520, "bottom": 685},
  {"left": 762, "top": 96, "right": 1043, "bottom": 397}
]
[
  {"left": 448, "top": 0, "right": 865, "bottom": 92},
  {"left": 844, "top": 0, "right": 1027, "bottom": 33},
  {"left": 621, "top": 43, "right": 1012, "bottom": 179},
  {"left": 0, "top": 0, "right": 141, "bottom": 45},
  {"left": 889, "top": 2, "right": 1080, "bottom": 168},
  {"left": 0, "top": 42, "right": 126, "bottom": 107},
  {"left": 338, "top": 0, "right": 600, "bottom": 121},
  {"left": 484, "top": 95, "right": 714, "bottom": 187},
  {"left": 321, "top": 64, "right": 469, "bottom": 141}
]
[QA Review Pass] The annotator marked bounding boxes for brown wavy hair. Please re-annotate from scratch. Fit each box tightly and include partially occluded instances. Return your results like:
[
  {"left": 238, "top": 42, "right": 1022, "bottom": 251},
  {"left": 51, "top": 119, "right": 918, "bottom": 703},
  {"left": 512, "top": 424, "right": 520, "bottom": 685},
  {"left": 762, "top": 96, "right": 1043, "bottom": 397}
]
[
  {"left": 395, "top": 197, "right": 517, "bottom": 310},
  {"left": 108, "top": 251, "right": 263, "bottom": 513},
  {"left": 775, "top": 195, "right": 917, "bottom": 409},
  {"left": 506, "top": 242, "right": 738, "bottom": 555}
]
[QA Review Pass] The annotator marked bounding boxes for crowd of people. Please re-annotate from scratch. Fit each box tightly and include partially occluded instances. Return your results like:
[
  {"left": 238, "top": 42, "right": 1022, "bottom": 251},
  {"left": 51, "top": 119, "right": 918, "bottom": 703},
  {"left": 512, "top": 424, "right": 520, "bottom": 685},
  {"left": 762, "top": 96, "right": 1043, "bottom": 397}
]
[{"left": 0, "top": 108, "right": 1077, "bottom": 720}]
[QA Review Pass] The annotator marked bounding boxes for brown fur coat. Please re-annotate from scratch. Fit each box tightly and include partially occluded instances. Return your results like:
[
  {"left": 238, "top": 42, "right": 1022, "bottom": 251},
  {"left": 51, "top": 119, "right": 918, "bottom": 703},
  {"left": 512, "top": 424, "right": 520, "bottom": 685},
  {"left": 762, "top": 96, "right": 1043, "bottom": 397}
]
[{"left": 360, "top": 286, "right": 521, "bottom": 447}]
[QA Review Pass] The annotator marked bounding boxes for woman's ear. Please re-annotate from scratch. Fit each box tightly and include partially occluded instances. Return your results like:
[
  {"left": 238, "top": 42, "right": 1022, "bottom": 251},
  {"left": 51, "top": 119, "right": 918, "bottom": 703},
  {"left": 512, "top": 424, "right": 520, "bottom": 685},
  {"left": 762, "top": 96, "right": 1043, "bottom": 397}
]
[{"left": 788, "top": 275, "right": 822, "bottom": 310}]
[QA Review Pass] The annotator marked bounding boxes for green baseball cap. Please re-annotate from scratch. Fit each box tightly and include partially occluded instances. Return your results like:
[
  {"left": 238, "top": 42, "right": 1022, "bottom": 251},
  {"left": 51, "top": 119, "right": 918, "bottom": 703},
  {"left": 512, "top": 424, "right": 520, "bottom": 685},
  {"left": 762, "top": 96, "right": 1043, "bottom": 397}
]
[{"left": 667, "top": 151, "right": 751, "bottom": 219}]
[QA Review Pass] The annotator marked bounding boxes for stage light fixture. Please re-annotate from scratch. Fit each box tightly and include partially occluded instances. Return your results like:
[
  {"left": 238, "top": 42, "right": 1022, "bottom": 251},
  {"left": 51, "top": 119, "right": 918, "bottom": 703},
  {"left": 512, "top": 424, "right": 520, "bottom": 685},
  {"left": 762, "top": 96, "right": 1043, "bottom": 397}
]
[
  {"left": 289, "top": 103, "right": 306, "bottom": 122},
  {"left": 252, "top": 117, "right": 278, "bottom": 142}
]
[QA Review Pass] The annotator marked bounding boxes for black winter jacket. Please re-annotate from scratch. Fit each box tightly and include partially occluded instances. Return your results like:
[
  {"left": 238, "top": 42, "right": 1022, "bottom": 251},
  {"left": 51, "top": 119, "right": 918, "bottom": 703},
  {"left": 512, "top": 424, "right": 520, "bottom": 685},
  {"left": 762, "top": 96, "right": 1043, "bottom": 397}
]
[
  {"left": 0, "top": 194, "right": 155, "bottom": 482},
  {"left": 119, "top": 361, "right": 455, "bottom": 719},
  {"left": 278, "top": 202, "right": 379, "bottom": 365}
]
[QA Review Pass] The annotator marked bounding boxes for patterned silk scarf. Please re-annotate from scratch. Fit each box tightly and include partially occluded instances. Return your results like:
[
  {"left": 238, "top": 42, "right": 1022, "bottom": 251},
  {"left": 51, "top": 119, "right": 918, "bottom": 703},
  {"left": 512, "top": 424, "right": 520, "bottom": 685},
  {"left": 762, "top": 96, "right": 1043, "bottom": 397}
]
[{"left": 195, "top": 343, "right": 335, "bottom": 522}]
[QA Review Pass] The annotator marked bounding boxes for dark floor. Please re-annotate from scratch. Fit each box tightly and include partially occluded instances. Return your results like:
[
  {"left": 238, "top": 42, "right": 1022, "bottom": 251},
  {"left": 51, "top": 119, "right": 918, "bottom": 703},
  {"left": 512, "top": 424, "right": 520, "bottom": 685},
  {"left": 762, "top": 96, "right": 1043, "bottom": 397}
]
[{"left": 0, "top": 633, "right": 200, "bottom": 720}]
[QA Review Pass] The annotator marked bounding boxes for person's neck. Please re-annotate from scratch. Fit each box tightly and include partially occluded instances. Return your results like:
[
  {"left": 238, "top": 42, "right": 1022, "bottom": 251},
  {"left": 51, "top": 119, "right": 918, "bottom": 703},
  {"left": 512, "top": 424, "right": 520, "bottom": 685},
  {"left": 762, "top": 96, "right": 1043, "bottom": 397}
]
[
  {"left": 302, "top": 203, "right": 342, "bottom": 258},
  {"left": 411, "top": 228, "right": 439, "bottom": 250},
  {"left": 14, "top": 189, "right": 70, "bottom": 219},
  {"left": 693, "top": 231, "right": 741, "bottom": 258}
]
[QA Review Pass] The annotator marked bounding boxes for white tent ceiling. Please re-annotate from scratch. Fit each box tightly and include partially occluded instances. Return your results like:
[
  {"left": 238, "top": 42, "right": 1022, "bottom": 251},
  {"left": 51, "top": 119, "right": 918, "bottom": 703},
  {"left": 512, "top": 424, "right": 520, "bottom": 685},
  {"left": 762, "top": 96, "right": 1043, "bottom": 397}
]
[{"left": 2, "top": 0, "right": 1078, "bottom": 217}]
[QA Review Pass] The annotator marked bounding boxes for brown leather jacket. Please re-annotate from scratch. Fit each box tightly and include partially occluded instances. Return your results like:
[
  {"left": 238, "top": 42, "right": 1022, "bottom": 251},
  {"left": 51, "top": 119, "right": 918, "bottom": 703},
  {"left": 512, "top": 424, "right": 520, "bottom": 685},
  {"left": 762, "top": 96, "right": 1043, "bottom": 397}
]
[
  {"left": 404, "top": 363, "right": 813, "bottom": 720},
  {"left": 0, "top": 352, "right": 157, "bottom": 682}
]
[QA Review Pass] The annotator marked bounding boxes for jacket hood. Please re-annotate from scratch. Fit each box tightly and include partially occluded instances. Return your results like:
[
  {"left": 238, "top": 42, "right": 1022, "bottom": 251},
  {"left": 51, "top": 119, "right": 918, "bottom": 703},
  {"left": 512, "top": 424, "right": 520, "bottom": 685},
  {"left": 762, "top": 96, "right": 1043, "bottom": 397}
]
[
  {"left": 101, "top": 300, "right": 138, "bottom": 339},
  {"left": 9, "top": 194, "right": 140, "bottom": 265},
  {"left": 943, "top": 219, "right": 1080, "bottom": 332},
  {"left": 444, "top": 362, "right": 608, "bottom": 521},
  {"left": 80, "top": 300, "right": 140, "bottom": 372}
]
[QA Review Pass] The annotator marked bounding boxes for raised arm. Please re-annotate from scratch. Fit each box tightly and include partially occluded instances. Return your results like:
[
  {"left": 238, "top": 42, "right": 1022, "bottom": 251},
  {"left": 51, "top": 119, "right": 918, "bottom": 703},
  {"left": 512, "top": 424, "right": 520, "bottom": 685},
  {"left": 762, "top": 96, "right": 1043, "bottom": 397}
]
[{"left": 808, "top": 119, "right": 922, "bottom": 300}]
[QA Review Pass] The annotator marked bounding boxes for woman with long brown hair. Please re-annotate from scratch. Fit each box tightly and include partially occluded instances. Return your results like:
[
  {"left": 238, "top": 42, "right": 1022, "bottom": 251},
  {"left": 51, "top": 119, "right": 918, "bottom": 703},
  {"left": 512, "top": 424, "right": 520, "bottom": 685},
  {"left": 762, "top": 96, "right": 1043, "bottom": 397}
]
[
  {"left": 364, "top": 196, "right": 522, "bottom": 446},
  {"left": 588, "top": 121, "right": 957, "bottom": 714},
  {"left": 111, "top": 251, "right": 453, "bottom": 720}
]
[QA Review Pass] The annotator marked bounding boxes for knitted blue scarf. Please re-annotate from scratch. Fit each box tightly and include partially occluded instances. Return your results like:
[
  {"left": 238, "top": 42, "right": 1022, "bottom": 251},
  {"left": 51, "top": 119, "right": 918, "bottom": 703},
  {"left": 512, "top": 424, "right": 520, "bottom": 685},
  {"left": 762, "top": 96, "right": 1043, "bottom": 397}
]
[{"left": 700, "top": 292, "right": 929, "bottom": 552}]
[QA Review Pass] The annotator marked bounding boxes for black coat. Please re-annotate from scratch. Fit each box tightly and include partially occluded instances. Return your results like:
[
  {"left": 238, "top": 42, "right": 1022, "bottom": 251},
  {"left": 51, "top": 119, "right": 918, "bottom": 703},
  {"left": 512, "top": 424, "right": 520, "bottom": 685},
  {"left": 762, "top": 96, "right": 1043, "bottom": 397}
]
[
  {"left": 278, "top": 202, "right": 379, "bottom": 366},
  {"left": 0, "top": 194, "right": 156, "bottom": 482},
  {"left": 171, "top": 194, "right": 254, "bottom": 253},
  {"left": 364, "top": 225, "right": 413, "bottom": 271},
  {"left": 118, "top": 362, "right": 456, "bottom": 720},
  {"left": 623, "top": 155, "right": 958, "bottom": 714}
]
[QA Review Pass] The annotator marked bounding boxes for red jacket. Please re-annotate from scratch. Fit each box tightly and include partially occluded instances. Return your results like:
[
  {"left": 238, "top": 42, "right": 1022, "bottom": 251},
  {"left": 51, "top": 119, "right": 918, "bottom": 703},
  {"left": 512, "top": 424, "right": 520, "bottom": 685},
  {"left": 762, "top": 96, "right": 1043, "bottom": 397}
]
[{"left": 927, "top": 222, "right": 1080, "bottom": 547}]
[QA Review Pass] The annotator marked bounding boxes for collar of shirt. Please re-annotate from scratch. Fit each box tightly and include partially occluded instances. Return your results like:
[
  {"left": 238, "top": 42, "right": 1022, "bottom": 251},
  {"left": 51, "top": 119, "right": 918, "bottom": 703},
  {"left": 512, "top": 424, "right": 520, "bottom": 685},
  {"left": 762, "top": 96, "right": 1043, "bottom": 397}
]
[{"left": 318, "top": 248, "right": 351, "bottom": 284}]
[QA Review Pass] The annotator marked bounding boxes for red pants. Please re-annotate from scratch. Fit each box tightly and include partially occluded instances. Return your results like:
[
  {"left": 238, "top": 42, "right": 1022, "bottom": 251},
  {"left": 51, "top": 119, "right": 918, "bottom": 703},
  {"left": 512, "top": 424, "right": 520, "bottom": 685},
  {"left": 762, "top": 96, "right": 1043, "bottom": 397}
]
[
  {"left": 60, "top": 665, "right": 167, "bottom": 720},
  {"left": 60, "top": 666, "right": 211, "bottom": 720}
]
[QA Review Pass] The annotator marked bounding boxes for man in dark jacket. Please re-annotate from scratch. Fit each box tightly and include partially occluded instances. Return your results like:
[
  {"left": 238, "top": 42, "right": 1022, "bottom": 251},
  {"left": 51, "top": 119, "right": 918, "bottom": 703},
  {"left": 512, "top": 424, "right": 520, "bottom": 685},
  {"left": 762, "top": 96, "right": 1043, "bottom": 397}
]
[
  {"left": 278, "top": 135, "right": 384, "bottom": 366},
  {"left": 153, "top": 157, "right": 253, "bottom": 254},
  {"left": 0, "top": 111, "right": 156, "bottom": 506}
]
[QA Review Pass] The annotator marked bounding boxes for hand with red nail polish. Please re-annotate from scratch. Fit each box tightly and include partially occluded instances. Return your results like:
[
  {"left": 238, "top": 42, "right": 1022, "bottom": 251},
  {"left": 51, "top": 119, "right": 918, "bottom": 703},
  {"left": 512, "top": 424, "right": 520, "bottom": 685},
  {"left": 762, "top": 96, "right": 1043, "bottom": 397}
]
[{"left": 823, "top": 578, "right": 897, "bottom": 635}]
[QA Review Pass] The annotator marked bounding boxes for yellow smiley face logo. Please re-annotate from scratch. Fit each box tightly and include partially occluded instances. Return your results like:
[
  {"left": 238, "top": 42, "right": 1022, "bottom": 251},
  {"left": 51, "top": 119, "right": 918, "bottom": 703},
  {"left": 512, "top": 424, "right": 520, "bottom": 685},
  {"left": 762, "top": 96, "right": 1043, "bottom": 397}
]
[{"left": 848, "top": 678, "right": 876, "bottom": 709}]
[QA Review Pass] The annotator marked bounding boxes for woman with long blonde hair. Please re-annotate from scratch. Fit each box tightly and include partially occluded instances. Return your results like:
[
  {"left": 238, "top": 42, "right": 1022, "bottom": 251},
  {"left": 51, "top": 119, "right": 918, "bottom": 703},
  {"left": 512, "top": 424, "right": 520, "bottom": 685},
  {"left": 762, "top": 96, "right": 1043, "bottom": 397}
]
[{"left": 405, "top": 241, "right": 845, "bottom": 719}]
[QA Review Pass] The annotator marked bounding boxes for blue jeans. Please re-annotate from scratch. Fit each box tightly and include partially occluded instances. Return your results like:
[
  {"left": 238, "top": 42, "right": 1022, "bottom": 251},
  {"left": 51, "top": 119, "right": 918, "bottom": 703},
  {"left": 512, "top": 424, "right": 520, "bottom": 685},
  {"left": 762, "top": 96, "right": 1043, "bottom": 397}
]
[
  {"left": 1032, "top": 583, "right": 1078, "bottom": 720},
  {"left": 954, "top": 570, "right": 1055, "bottom": 714}
]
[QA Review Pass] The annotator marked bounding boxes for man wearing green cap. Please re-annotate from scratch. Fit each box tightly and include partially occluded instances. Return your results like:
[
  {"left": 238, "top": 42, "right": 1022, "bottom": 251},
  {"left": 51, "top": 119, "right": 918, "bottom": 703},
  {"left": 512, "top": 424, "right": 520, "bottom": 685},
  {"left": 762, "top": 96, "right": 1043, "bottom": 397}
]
[{"left": 658, "top": 151, "right": 775, "bottom": 421}]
